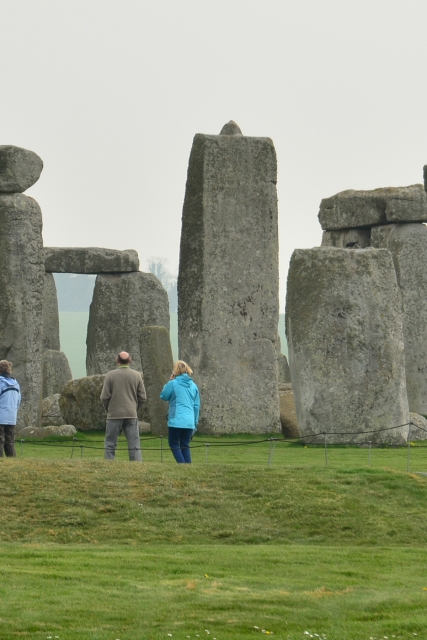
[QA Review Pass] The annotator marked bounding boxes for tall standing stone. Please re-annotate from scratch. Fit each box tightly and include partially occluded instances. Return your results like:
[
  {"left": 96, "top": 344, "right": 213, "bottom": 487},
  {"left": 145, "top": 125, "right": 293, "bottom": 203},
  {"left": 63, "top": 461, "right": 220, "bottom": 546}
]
[
  {"left": 178, "top": 123, "right": 280, "bottom": 434},
  {"left": 371, "top": 223, "right": 427, "bottom": 414},
  {"left": 139, "top": 326, "right": 174, "bottom": 436},
  {"left": 0, "top": 194, "right": 44, "bottom": 428},
  {"left": 286, "top": 247, "right": 409, "bottom": 444},
  {"left": 86, "top": 271, "right": 170, "bottom": 375},
  {"left": 42, "top": 349, "right": 72, "bottom": 398},
  {"left": 42, "top": 273, "right": 60, "bottom": 351}
]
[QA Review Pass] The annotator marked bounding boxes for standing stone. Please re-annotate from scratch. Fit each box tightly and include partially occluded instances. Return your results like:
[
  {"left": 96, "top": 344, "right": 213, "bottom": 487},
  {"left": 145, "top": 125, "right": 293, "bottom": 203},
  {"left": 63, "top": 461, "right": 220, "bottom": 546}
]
[
  {"left": 44, "top": 247, "right": 139, "bottom": 274},
  {"left": 42, "top": 273, "right": 60, "bottom": 351},
  {"left": 42, "top": 349, "right": 72, "bottom": 398},
  {"left": 371, "top": 223, "right": 427, "bottom": 414},
  {"left": 139, "top": 326, "right": 174, "bottom": 436},
  {"left": 86, "top": 271, "right": 170, "bottom": 375},
  {"left": 0, "top": 146, "right": 43, "bottom": 193},
  {"left": 278, "top": 383, "right": 299, "bottom": 438},
  {"left": 59, "top": 375, "right": 106, "bottom": 431},
  {"left": 178, "top": 123, "right": 280, "bottom": 434},
  {"left": 0, "top": 194, "right": 44, "bottom": 428},
  {"left": 286, "top": 247, "right": 409, "bottom": 444},
  {"left": 278, "top": 353, "right": 291, "bottom": 384}
]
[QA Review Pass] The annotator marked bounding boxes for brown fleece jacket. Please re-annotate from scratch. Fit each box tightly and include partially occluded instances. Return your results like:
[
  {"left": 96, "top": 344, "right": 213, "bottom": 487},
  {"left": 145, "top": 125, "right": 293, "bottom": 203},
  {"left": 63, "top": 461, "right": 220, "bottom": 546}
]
[{"left": 100, "top": 366, "right": 147, "bottom": 419}]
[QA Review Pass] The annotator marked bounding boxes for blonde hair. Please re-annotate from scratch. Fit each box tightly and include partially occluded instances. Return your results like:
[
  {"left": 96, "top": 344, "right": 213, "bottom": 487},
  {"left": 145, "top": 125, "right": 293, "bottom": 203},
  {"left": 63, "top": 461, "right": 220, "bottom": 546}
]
[
  {"left": 0, "top": 360, "right": 12, "bottom": 375},
  {"left": 172, "top": 360, "right": 193, "bottom": 377}
]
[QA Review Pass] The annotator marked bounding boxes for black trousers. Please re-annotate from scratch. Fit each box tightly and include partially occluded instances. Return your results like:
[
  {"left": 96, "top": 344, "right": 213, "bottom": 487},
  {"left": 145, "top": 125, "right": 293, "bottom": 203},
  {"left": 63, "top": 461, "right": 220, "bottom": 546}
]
[{"left": 0, "top": 424, "right": 16, "bottom": 457}]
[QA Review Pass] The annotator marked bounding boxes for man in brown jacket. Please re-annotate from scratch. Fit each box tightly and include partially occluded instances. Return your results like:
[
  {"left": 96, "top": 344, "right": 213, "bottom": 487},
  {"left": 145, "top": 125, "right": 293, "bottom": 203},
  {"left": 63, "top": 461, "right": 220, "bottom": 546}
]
[{"left": 100, "top": 351, "right": 147, "bottom": 461}]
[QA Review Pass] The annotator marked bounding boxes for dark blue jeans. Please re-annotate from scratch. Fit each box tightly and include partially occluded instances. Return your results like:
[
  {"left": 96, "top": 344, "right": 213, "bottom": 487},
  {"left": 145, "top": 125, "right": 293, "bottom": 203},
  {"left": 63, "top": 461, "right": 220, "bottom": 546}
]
[{"left": 168, "top": 427, "right": 192, "bottom": 463}]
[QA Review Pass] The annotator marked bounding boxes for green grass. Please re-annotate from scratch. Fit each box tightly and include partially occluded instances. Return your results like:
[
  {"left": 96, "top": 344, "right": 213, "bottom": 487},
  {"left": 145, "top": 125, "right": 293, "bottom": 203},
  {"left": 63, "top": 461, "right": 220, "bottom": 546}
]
[{"left": 1, "top": 447, "right": 427, "bottom": 638}]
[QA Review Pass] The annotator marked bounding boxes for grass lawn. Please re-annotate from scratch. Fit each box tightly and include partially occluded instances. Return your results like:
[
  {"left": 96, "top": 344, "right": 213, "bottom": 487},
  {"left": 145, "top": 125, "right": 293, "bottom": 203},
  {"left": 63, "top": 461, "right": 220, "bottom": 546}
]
[{"left": 1, "top": 446, "right": 427, "bottom": 639}]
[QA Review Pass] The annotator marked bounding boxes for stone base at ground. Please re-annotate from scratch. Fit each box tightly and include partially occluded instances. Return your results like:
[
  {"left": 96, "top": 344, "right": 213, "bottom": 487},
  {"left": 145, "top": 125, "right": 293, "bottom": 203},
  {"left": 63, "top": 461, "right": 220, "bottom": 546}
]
[
  {"left": 278, "top": 383, "right": 299, "bottom": 438},
  {"left": 286, "top": 247, "right": 409, "bottom": 444},
  {"left": 409, "top": 413, "right": 427, "bottom": 441},
  {"left": 60, "top": 375, "right": 106, "bottom": 431},
  {"left": 41, "top": 394, "right": 66, "bottom": 427},
  {"left": 17, "top": 425, "right": 76, "bottom": 437}
]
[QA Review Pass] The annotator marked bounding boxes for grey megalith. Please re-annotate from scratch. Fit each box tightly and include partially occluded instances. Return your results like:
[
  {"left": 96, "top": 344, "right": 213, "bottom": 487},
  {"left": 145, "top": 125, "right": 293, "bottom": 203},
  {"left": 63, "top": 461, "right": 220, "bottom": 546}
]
[
  {"left": 0, "top": 145, "right": 43, "bottom": 193},
  {"left": 42, "top": 349, "right": 72, "bottom": 399},
  {"left": 42, "top": 273, "right": 60, "bottom": 352},
  {"left": 286, "top": 247, "right": 409, "bottom": 444},
  {"left": 59, "top": 375, "right": 106, "bottom": 431},
  {"left": 44, "top": 247, "right": 139, "bottom": 274},
  {"left": 139, "top": 326, "right": 174, "bottom": 436},
  {"left": 0, "top": 194, "right": 44, "bottom": 428},
  {"left": 86, "top": 271, "right": 170, "bottom": 375},
  {"left": 178, "top": 123, "right": 280, "bottom": 434},
  {"left": 318, "top": 185, "right": 427, "bottom": 231},
  {"left": 371, "top": 223, "right": 427, "bottom": 415}
]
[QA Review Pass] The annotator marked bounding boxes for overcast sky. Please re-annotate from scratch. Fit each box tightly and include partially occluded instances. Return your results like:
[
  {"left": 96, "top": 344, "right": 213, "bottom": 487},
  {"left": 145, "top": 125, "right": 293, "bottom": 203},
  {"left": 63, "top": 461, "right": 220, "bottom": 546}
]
[{"left": 2, "top": 0, "right": 427, "bottom": 309}]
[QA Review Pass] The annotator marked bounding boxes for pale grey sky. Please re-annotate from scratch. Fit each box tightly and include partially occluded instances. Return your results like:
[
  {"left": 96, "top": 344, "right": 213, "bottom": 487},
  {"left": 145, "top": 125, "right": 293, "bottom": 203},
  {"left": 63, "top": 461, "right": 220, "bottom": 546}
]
[{"left": 2, "top": 0, "right": 427, "bottom": 309}]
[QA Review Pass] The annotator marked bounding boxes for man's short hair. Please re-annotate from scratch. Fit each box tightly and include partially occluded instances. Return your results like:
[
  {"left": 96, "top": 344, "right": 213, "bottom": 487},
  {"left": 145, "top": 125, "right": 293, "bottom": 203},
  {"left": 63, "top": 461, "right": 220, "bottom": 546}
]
[{"left": 117, "top": 352, "right": 131, "bottom": 365}]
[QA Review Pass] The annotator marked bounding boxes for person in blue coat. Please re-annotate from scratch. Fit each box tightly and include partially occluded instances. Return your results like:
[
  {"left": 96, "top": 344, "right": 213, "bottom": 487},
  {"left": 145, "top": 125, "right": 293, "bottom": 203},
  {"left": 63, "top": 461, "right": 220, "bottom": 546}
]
[
  {"left": 160, "top": 360, "right": 200, "bottom": 463},
  {"left": 0, "top": 360, "right": 21, "bottom": 457}
]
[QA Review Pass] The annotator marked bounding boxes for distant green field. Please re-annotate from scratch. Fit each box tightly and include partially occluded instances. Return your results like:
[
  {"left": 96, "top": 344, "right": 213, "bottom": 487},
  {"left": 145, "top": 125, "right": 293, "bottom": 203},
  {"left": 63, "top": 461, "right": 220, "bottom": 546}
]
[{"left": 59, "top": 312, "right": 287, "bottom": 379}]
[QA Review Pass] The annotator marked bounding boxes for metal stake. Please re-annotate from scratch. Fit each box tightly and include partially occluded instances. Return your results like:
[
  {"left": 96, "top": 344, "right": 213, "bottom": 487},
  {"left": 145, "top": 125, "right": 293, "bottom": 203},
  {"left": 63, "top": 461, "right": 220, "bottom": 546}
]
[
  {"left": 368, "top": 441, "right": 372, "bottom": 467},
  {"left": 71, "top": 437, "right": 76, "bottom": 459},
  {"left": 160, "top": 435, "right": 163, "bottom": 463},
  {"left": 206, "top": 443, "right": 209, "bottom": 463},
  {"left": 20, "top": 439, "right": 24, "bottom": 456},
  {"left": 407, "top": 423, "right": 412, "bottom": 473},
  {"left": 80, "top": 444, "right": 84, "bottom": 459},
  {"left": 268, "top": 438, "right": 277, "bottom": 467},
  {"left": 323, "top": 433, "right": 328, "bottom": 467}
]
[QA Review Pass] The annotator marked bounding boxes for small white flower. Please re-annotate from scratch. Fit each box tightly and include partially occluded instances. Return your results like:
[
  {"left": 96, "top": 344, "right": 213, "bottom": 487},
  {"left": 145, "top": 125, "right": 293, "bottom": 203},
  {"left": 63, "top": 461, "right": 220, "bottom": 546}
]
[{"left": 254, "top": 627, "right": 259, "bottom": 630}]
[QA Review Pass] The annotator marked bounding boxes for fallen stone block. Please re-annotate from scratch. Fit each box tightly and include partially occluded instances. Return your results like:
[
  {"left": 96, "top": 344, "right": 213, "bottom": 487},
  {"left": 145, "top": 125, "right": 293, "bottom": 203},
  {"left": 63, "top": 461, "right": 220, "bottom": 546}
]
[
  {"left": 44, "top": 247, "right": 140, "bottom": 273},
  {"left": 0, "top": 145, "right": 43, "bottom": 193},
  {"left": 59, "top": 375, "right": 106, "bottom": 431},
  {"left": 408, "top": 413, "right": 427, "bottom": 441},
  {"left": 286, "top": 247, "right": 409, "bottom": 444},
  {"left": 41, "top": 394, "right": 66, "bottom": 427},
  {"left": 17, "top": 425, "right": 76, "bottom": 437},
  {"left": 319, "top": 185, "right": 427, "bottom": 230}
]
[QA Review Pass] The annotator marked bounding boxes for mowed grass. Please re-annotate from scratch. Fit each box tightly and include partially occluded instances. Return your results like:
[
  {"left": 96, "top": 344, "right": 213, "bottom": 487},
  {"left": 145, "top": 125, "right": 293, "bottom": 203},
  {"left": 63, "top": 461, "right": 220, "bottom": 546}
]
[{"left": 1, "top": 451, "right": 427, "bottom": 639}]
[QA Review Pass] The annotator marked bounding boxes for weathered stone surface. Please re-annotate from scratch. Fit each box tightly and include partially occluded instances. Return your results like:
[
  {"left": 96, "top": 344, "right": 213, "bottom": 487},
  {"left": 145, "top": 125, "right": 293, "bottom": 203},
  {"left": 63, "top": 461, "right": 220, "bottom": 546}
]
[
  {"left": 41, "top": 394, "right": 66, "bottom": 427},
  {"left": 0, "top": 145, "right": 43, "bottom": 193},
  {"left": 371, "top": 223, "right": 427, "bottom": 414},
  {"left": 139, "top": 326, "right": 174, "bottom": 436},
  {"left": 138, "top": 421, "right": 151, "bottom": 433},
  {"left": 278, "top": 383, "right": 299, "bottom": 438},
  {"left": 86, "top": 272, "right": 170, "bottom": 375},
  {"left": 409, "top": 413, "right": 427, "bottom": 441},
  {"left": 319, "top": 185, "right": 427, "bottom": 230},
  {"left": 44, "top": 247, "right": 139, "bottom": 274},
  {"left": 321, "top": 228, "right": 371, "bottom": 248},
  {"left": 278, "top": 353, "right": 291, "bottom": 384},
  {"left": 219, "top": 120, "right": 243, "bottom": 135},
  {"left": 286, "top": 247, "right": 409, "bottom": 444},
  {"left": 178, "top": 128, "right": 280, "bottom": 434},
  {"left": 42, "top": 349, "right": 72, "bottom": 398},
  {"left": 17, "top": 424, "right": 76, "bottom": 437},
  {"left": 0, "top": 194, "right": 44, "bottom": 428},
  {"left": 59, "top": 375, "right": 106, "bottom": 431},
  {"left": 42, "top": 273, "right": 60, "bottom": 351}
]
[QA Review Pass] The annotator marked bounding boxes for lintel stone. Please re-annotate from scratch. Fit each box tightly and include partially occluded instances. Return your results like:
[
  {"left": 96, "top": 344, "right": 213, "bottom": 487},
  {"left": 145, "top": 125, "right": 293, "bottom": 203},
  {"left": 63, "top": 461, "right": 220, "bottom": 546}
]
[{"left": 44, "top": 247, "right": 139, "bottom": 274}]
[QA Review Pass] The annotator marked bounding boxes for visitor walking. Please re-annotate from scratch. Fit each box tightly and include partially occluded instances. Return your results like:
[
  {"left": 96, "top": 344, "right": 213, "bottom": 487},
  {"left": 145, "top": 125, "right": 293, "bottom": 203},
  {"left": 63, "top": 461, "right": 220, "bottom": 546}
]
[
  {"left": 160, "top": 360, "right": 200, "bottom": 463},
  {"left": 100, "top": 351, "right": 146, "bottom": 461},
  {"left": 0, "top": 360, "right": 21, "bottom": 458}
]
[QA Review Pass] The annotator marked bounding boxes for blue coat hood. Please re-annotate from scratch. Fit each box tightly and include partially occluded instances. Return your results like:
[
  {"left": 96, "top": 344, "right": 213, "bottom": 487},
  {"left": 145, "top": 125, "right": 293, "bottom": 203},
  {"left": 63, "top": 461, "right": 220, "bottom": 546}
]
[{"left": 160, "top": 373, "right": 200, "bottom": 429}]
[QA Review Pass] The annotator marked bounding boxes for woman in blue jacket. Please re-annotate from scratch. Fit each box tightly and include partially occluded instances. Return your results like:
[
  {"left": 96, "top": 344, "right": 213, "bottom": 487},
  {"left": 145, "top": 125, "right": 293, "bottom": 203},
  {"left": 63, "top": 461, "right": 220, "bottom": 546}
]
[
  {"left": 0, "top": 360, "right": 21, "bottom": 457},
  {"left": 160, "top": 360, "right": 200, "bottom": 463}
]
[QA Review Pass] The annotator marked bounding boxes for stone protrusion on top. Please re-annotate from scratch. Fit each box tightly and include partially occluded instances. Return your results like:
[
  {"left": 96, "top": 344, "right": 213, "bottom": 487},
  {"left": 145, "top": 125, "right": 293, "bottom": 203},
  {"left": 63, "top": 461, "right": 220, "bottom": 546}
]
[
  {"left": 44, "top": 247, "right": 140, "bottom": 274},
  {"left": 0, "top": 145, "right": 43, "bottom": 193},
  {"left": 219, "top": 120, "right": 243, "bottom": 135},
  {"left": 318, "top": 184, "right": 427, "bottom": 231}
]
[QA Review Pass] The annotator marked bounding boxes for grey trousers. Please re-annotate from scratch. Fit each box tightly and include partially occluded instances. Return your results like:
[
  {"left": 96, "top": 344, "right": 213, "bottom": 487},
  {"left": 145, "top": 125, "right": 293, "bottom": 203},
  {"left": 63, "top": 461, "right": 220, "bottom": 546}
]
[{"left": 104, "top": 418, "right": 142, "bottom": 461}]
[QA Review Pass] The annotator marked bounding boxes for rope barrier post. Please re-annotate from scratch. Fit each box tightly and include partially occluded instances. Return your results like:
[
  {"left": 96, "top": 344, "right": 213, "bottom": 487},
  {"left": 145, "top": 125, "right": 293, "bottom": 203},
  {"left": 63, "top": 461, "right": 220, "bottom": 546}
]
[
  {"left": 268, "top": 438, "right": 277, "bottom": 467},
  {"left": 368, "top": 441, "right": 372, "bottom": 467},
  {"left": 324, "top": 433, "right": 328, "bottom": 467},
  {"left": 80, "top": 444, "right": 84, "bottom": 459},
  {"left": 160, "top": 435, "right": 163, "bottom": 463},
  {"left": 20, "top": 439, "right": 24, "bottom": 456},
  {"left": 206, "top": 443, "right": 209, "bottom": 463},
  {"left": 71, "top": 437, "right": 76, "bottom": 459},
  {"left": 407, "top": 422, "right": 412, "bottom": 473}
]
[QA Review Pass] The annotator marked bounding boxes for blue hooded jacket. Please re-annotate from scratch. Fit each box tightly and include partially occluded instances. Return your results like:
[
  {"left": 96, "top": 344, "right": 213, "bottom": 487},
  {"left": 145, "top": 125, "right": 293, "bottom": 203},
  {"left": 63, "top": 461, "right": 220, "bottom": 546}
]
[
  {"left": 160, "top": 373, "right": 200, "bottom": 429},
  {"left": 0, "top": 375, "right": 21, "bottom": 425}
]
